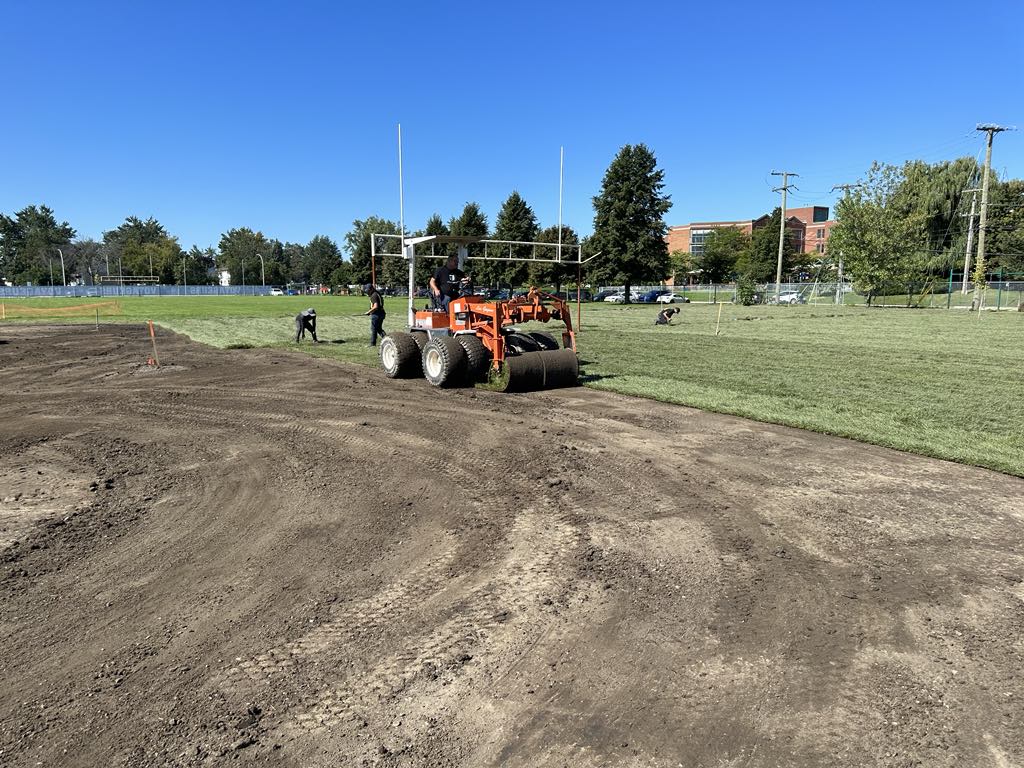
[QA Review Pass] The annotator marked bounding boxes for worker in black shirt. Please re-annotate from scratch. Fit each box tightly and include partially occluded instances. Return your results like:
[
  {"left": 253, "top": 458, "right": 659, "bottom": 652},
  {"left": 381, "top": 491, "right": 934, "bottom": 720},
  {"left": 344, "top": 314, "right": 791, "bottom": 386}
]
[
  {"left": 294, "top": 307, "right": 318, "bottom": 342},
  {"left": 429, "top": 254, "right": 470, "bottom": 311},
  {"left": 655, "top": 307, "right": 680, "bottom": 325},
  {"left": 363, "top": 283, "right": 386, "bottom": 346}
]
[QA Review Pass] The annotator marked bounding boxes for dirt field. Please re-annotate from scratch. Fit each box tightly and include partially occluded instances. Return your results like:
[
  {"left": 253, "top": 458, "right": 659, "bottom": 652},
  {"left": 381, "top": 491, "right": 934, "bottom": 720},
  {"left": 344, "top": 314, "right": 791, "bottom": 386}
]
[{"left": 1, "top": 324, "right": 1022, "bottom": 768}]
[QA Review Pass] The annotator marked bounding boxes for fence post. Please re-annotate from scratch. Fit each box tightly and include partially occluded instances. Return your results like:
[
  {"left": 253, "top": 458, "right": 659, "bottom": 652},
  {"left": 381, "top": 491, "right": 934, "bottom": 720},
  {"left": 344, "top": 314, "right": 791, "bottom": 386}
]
[
  {"left": 947, "top": 269, "right": 953, "bottom": 309},
  {"left": 997, "top": 268, "right": 1003, "bottom": 310}
]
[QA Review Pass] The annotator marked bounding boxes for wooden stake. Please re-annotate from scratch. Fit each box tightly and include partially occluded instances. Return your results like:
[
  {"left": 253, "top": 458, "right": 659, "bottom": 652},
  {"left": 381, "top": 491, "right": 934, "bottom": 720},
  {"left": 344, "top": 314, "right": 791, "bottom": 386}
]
[
  {"left": 1, "top": 302, "right": 5, "bottom": 320},
  {"left": 95, "top": 307, "right": 99, "bottom": 330},
  {"left": 715, "top": 302, "right": 724, "bottom": 336},
  {"left": 148, "top": 320, "right": 160, "bottom": 367}
]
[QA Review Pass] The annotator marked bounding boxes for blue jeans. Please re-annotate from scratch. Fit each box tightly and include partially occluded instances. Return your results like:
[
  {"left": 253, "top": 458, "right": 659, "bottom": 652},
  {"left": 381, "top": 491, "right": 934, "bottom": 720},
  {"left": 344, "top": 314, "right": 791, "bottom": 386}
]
[{"left": 369, "top": 313, "right": 386, "bottom": 345}]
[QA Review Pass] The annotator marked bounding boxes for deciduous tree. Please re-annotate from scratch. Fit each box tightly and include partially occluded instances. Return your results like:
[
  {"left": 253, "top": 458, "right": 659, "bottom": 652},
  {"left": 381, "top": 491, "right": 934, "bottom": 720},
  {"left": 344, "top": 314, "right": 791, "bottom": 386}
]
[
  {"left": 217, "top": 228, "right": 273, "bottom": 287},
  {"left": 344, "top": 217, "right": 400, "bottom": 285},
  {"left": 827, "top": 164, "right": 921, "bottom": 304},
  {"left": 698, "top": 227, "right": 749, "bottom": 283},
  {"left": 737, "top": 209, "right": 800, "bottom": 283}
]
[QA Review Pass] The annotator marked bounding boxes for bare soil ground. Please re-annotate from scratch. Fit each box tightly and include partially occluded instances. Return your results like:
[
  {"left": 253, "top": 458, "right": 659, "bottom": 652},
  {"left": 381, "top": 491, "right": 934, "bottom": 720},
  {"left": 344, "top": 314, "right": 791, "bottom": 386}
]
[{"left": 1, "top": 325, "right": 1022, "bottom": 768}]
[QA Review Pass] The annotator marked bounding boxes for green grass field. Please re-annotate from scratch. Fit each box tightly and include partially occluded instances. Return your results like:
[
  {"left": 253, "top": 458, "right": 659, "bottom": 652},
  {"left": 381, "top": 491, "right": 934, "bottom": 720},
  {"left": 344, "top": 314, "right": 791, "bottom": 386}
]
[{"left": 4, "top": 294, "right": 1022, "bottom": 476}]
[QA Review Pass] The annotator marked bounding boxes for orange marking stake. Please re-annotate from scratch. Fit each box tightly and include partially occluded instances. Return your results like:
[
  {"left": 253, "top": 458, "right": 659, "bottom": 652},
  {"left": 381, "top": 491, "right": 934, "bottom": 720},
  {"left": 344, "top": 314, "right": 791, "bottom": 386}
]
[{"left": 147, "top": 320, "right": 161, "bottom": 367}]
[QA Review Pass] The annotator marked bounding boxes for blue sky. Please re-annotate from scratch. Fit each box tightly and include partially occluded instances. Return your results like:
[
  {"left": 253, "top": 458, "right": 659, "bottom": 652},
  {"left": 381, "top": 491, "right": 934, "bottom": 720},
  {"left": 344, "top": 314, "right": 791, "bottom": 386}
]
[{"left": 3, "top": 0, "right": 1022, "bottom": 252}]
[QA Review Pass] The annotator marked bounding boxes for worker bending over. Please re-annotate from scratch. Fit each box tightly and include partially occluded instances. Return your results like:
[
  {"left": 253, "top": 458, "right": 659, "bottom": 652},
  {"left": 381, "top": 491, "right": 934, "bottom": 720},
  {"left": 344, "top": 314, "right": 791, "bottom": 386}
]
[
  {"left": 655, "top": 307, "right": 680, "bottom": 325},
  {"left": 294, "top": 308, "right": 319, "bottom": 342}
]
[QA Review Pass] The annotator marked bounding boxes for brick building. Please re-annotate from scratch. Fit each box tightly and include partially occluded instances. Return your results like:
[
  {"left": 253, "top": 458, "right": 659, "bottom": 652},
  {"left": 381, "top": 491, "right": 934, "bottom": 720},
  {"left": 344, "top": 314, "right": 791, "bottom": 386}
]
[{"left": 667, "top": 205, "right": 835, "bottom": 256}]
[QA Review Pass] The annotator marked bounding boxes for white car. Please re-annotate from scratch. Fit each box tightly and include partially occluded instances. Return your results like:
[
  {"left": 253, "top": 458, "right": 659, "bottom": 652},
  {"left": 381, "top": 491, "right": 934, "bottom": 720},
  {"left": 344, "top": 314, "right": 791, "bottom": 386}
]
[
  {"left": 269, "top": 288, "right": 284, "bottom": 296},
  {"left": 604, "top": 291, "right": 644, "bottom": 304},
  {"left": 655, "top": 293, "right": 690, "bottom": 304},
  {"left": 775, "top": 291, "right": 805, "bottom": 305}
]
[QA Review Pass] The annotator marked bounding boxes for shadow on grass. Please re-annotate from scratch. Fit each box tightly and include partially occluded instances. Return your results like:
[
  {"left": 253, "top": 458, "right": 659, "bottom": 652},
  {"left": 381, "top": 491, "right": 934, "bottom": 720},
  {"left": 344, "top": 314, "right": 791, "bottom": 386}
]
[
  {"left": 579, "top": 371, "right": 617, "bottom": 384},
  {"left": 329, "top": 339, "right": 346, "bottom": 344}
]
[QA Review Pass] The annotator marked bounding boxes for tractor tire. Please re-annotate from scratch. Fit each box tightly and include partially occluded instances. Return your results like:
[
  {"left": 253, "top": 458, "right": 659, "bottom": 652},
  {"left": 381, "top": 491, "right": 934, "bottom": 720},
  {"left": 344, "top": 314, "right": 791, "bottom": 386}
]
[
  {"left": 422, "top": 335, "right": 468, "bottom": 387},
  {"left": 505, "top": 332, "right": 542, "bottom": 355},
  {"left": 528, "top": 331, "right": 560, "bottom": 350},
  {"left": 379, "top": 332, "right": 421, "bottom": 378},
  {"left": 456, "top": 334, "right": 491, "bottom": 381},
  {"left": 410, "top": 330, "right": 428, "bottom": 352}
]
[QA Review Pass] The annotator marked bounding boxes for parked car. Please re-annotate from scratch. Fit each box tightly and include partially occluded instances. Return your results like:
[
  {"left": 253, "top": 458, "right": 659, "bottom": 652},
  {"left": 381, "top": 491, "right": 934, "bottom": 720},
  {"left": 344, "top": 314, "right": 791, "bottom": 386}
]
[
  {"left": 604, "top": 291, "right": 644, "bottom": 304},
  {"left": 774, "top": 291, "right": 806, "bottom": 305},
  {"left": 269, "top": 288, "right": 284, "bottom": 296},
  {"left": 593, "top": 289, "right": 619, "bottom": 302},
  {"left": 638, "top": 289, "right": 671, "bottom": 303},
  {"left": 655, "top": 293, "right": 690, "bottom": 304}
]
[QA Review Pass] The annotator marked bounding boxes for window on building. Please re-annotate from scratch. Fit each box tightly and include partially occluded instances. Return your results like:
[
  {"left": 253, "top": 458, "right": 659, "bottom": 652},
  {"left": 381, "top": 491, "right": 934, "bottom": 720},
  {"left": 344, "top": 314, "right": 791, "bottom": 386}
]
[
  {"left": 817, "top": 228, "right": 825, "bottom": 238},
  {"left": 813, "top": 207, "right": 829, "bottom": 223},
  {"left": 690, "top": 229, "right": 711, "bottom": 255},
  {"left": 817, "top": 243, "right": 824, "bottom": 253}
]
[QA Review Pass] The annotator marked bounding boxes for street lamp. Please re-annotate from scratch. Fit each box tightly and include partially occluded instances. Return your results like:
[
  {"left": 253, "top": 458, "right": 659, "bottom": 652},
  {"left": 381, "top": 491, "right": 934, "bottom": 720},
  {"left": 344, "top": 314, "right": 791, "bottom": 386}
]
[
  {"left": 182, "top": 255, "right": 187, "bottom": 295},
  {"left": 241, "top": 260, "right": 246, "bottom": 294},
  {"left": 257, "top": 253, "right": 265, "bottom": 289},
  {"left": 56, "top": 247, "right": 66, "bottom": 286}
]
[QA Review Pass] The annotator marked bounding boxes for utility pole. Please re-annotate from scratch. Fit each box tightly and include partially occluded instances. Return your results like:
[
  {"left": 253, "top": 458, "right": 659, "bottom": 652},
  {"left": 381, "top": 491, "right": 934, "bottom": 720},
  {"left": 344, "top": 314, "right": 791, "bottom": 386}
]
[
  {"left": 831, "top": 183, "right": 860, "bottom": 306},
  {"left": 771, "top": 170, "right": 798, "bottom": 299},
  {"left": 972, "top": 124, "right": 1015, "bottom": 310},
  {"left": 960, "top": 188, "right": 979, "bottom": 294}
]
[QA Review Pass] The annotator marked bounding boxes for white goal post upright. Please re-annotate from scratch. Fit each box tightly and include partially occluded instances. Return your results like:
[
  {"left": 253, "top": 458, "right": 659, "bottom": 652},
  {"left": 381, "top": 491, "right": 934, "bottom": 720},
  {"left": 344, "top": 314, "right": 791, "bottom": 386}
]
[{"left": 379, "top": 126, "right": 598, "bottom": 327}]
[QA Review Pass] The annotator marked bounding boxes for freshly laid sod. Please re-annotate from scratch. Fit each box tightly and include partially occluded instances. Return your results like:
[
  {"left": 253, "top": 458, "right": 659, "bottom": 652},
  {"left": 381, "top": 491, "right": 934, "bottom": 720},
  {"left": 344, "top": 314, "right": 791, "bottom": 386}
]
[{"left": 4, "top": 295, "right": 1022, "bottom": 476}]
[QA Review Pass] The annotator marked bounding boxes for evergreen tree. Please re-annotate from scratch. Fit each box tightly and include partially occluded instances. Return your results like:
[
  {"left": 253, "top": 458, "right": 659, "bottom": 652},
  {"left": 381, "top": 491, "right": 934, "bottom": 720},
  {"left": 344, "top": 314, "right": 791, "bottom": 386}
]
[
  {"left": 590, "top": 144, "right": 672, "bottom": 301},
  {"left": 491, "top": 191, "right": 539, "bottom": 289},
  {"left": 528, "top": 224, "right": 580, "bottom": 292},
  {"left": 448, "top": 203, "right": 488, "bottom": 286},
  {"left": 0, "top": 205, "right": 76, "bottom": 285},
  {"left": 304, "top": 235, "right": 343, "bottom": 285},
  {"left": 418, "top": 213, "right": 450, "bottom": 287}
]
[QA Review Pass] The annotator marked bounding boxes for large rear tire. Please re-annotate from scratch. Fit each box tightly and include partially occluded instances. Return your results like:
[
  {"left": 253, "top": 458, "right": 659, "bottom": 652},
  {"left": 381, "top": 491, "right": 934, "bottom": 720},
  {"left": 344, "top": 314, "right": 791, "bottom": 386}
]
[
  {"left": 456, "top": 334, "right": 491, "bottom": 381},
  {"left": 410, "top": 330, "right": 428, "bottom": 352},
  {"left": 422, "top": 336, "right": 468, "bottom": 387},
  {"left": 379, "top": 333, "right": 421, "bottom": 378}
]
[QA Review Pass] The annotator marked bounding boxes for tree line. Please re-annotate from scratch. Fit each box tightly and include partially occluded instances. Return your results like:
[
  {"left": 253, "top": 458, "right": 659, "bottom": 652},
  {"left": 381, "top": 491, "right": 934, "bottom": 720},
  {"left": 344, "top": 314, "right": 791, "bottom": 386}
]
[
  {"left": 0, "top": 145, "right": 674, "bottom": 295},
  {"left": 681, "top": 157, "right": 1023, "bottom": 296},
  {"left": 8, "top": 146, "right": 1010, "bottom": 298}
]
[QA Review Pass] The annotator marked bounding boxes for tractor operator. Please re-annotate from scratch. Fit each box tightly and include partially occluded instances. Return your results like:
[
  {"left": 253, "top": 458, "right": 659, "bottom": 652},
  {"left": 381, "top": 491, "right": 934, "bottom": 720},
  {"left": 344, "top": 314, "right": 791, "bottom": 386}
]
[
  {"left": 294, "top": 307, "right": 319, "bottom": 343},
  {"left": 363, "top": 283, "right": 386, "bottom": 347},
  {"left": 429, "top": 254, "right": 471, "bottom": 311}
]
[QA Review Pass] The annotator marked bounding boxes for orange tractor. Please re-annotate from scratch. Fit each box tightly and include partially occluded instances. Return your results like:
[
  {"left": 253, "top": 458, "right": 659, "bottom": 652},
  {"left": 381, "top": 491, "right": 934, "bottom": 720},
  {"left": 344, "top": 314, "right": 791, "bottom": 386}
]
[{"left": 374, "top": 235, "right": 582, "bottom": 392}]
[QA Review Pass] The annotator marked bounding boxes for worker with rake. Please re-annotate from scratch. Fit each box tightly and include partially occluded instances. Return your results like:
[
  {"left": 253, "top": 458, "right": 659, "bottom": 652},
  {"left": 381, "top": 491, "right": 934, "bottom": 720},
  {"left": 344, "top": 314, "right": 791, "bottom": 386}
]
[{"left": 363, "top": 284, "right": 387, "bottom": 347}]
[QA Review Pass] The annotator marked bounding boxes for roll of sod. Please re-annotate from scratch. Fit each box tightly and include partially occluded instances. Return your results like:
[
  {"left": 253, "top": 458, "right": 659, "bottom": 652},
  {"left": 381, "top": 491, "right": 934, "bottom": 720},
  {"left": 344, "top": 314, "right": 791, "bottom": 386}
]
[{"left": 490, "top": 349, "right": 579, "bottom": 392}]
